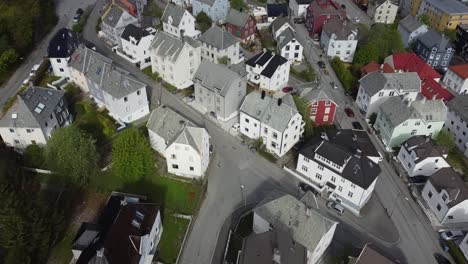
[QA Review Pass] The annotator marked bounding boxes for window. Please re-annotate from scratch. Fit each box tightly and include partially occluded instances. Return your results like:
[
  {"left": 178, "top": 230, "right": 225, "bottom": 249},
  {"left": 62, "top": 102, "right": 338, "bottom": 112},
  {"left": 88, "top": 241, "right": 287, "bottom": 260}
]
[
  {"left": 14, "top": 140, "right": 19, "bottom": 144},
  {"left": 302, "top": 165, "right": 308, "bottom": 172},
  {"left": 285, "top": 46, "right": 290, "bottom": 51},
  {"left": 137, "top": 90, "right": 141, "bottom": 95},
  {"left": 315, "top": 173, "right": 322, "bottom": 180},
  {"left": 323, "top": 115, "right": 328, "bottom": 122},
  {"left": 245, "top": 127, "right": 249, "bottom": 132},
  {"left": 436, "top": 204, "right": 441, "bottom": 211},
  {"left": 442, "top": 193, "right": 448, "bottom": 201},
  {"left": 45, "top": 122, "right": 48, "bottom": 127},
  {"left": 427, "top": 125, "right": 432, "bottom": 129},
  {"left": 415, "top": 121, "right": 420, "bottom": 126},
  {"left": 9, "top": 128, "right": 14, "bottom": 133},
  {"left": 171, "top": 154, "right": 176, "bottom": 159},
  {"left": 448, "top": 215, "right": 454, "bottom": 220},
  {"left": 325, "top": 100, "right": 331, "bottom": 106},
  {"left": 318, "top": 165, "right": 324, "bottom": 170},
  {"left": 389, "top": 91, "right": 395, "bottom": 96},
  {"left": 411, "top": 130, "right": 417, "bottom": 135},
  {"left": 348, "top": 192, "right": 353, "bottom": 198},
  {"left": 351, "top": 183, "right": 356, "bottom": 188},
  {"left": 245, "top": 118, "right": 249, "bottom": 123},
  {"left": 331, "top": 176, "right": 336, "bottom": 182},
  {"left": 407, "top": 162, "right": 412, "bottom": 168},
  {"left": 189, "top": 166, "right": 194, "bottom": 171},
  {"left": 311, "top": 108, "right": 317, "bottom": 115},
  {"left": 124, "top": 97, "right": 128, "bottom": 102},
  {"left": 57, "top": 59, "right": 61, "bottom": 63},
  {"left": 273, "top": 132, "right": 278, "bottom": 139},
  {"left": 338, "top": 186, "right": 343, "bottom": 192},
  {"left": 59, "top": 68, "right": 64, "bottom": 72},
  {"left": 172, "top": 164, "right": 179, "bottom": 169},
  {"left": 264, "top": 127, "right": 268, "bottom": 133},
  {"left": 295, "top": 45, "right": 300, "bottom": 50},
  {"left": 428, "top": 191, "right": 433, "bottom": 198}
]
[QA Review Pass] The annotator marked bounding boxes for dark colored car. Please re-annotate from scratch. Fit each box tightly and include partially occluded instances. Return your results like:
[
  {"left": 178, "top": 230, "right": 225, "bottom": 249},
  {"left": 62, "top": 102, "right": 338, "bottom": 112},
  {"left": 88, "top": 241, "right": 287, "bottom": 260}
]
[
  {"left": 352, "top": 122, "right": 363, "bottom": 130},
  {"left": 408, "top": 175, "right": 428, "bottom": 184},
  {"left": 73, "top": 8, "right": 84, "bottom": 23},
  {"left": 345, "top": 108, "right": 355, "bottom": 117},
  {"left": 298, "top": 182, "right": 319, "bottom": 195},
  {"left": 282, "top": 86, "right": 294, "bottom": 93},
  {"left": 318, "top": 61, "right": 326, "bottom": 69},
  {"left": 433, "top": 253, "right": 451, "bottom": 264}
]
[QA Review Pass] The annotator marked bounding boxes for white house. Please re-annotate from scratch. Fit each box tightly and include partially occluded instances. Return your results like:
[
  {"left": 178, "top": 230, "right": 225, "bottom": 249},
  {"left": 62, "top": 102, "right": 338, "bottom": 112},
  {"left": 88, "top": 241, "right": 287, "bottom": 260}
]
[
  {"left": 276, "top": 28, "right": 304, "bottom": 63},
  {"left": 252, "top": 191, "right": 338, "bottom": 264},
  {"left": 199, "top": 26, "right": 242, "bottom": 65},
  {"left": 245, "top": 50, "right": 290, "bottom": 92},
  {"left": 367, "top": 0, "right": 398, "bottom": 24},
  {"left": 193, "top": 60, "right": 246, "bottom": 121},
  {"left": 149, "top": 30, "right": 201, "bottom": 89},
  {"left": 421, "top": 168, "right": 468, "bottom": 226},
  {"left": 320, "top": 17, "right": 358, "bottom": 63},
  {"left": 192, "top": 0, "right": 229, "bottom": 22},
  {"left": 296, "top": 130, "right": 382, "bottom": 215},
  {"left": 101, "top": 4, "right": 139, "bottom": 47},
  {"left": 147, "top": 106, "right": 210, "bottom": 179},
  {"left": 289, "top": 0, "right": 312, "bottom": 17},
  {"left": 442, "top": 65, "right": 468, "bottom": 95},
  {"left": 114, "top": 24, "right": 154, "bottom": 69},
  {"left": 47, "top": 28, "right": 80, "bottom": 79},
  {"left": 271, "top": 17, "right": 295, "bottom": 39},
  {"left": 161, "top": 3, "right": 200, "bottom": 39},
  {"left": 445, "top": 95, "right": 468, "bottom": 158},
  {"left": 355, "top": 72, "right": 421, "bottom": 118},
  {"left": 0, "top": 86, "right": 72, "bottom": 149},
  {"left": 397, "top": 15, "right": 429, "bottom": 48},
  {"left": 240, "top": 92, "right": 303, "bottom": 157},
  {"left": 69, "top": 46, "right": 150, "bottom": 123},
  {"left": 397, "top": 136, "right": 450, "bottom": 177},
  {"left": 373, "top": 96, "right": 447, "bottom": 150},
  {"left": 71, "top": 192, "right": 163, "bottom": 264}
]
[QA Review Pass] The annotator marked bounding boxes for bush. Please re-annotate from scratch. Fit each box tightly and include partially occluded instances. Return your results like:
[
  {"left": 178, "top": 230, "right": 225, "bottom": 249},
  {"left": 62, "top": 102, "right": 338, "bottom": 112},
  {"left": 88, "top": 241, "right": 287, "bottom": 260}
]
[
  {"left": 218, "top": 56, "right": 229, "bottom": 65},
  {"left": 293, "top": 95, "right": 314, "bottom": 140},
  {"left": 22, "top": 144, "right": 45, "bottom": 168},
  {"left": 447, "top": 241, "right": 468, "bottom": 264},
  {"left": 330, "top": 57, "right": 357, "bottom": 92},
  {"left": 196, "top": 12, "right": 212, "bottom": 32},
  {"left": 290, "top": 63, "right": 315, "bottom": 82},
  {"left": 162, "top": 81, "right": 178, "bottom": 93},
  {"left": 96, "top": 17, "right": 102, "bottom": 32},
  {"left": 32, "top": 59, "right": 50, "bottom": 86},
  {"left": 143, "top": 66, "right": 162, "bottom": 82}
]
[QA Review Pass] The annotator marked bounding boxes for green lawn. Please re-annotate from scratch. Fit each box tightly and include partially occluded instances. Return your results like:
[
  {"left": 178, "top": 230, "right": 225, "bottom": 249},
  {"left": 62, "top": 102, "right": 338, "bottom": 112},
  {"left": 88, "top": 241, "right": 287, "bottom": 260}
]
[
  {"left": 39, "top": 74, "right": 60, "bottom": 87},
  {"left": 143, "top": 66, "right": 161, "bottom": 82},
  {"left": 258, "top": 29, "right": 275, "bottom": 50},
  {"left": 158, "top": 216, "right": 190, "bottom": 263},
  {"left": 73, "top": 100, "right": 116, "bottom": 143},
  {"left": 48, "top": 224, "right": 79, "bottom": 264}
]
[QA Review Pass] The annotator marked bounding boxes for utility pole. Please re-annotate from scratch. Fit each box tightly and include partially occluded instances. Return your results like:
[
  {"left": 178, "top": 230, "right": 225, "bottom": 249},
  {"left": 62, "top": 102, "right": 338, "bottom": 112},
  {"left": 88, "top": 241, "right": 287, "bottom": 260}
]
[{"left": 240, "top": 184, "right": 246, "bottom": 207}]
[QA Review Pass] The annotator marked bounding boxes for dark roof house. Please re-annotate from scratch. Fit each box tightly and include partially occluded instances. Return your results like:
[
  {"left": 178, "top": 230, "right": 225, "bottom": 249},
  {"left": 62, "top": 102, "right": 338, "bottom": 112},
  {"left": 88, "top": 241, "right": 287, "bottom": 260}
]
[{"left": 48, "top": 28, "right": 80, "bottom": 58}]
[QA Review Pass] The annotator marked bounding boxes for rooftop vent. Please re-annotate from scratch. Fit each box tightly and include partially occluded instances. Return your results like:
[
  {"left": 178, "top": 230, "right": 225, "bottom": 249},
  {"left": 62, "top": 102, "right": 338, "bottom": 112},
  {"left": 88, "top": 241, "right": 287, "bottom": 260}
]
[
  {"left": 136, "top": 211, "right": 145, "bottom": 221},
  {"left": 131, "top": 220, "right": 141, "bottom": 229}
]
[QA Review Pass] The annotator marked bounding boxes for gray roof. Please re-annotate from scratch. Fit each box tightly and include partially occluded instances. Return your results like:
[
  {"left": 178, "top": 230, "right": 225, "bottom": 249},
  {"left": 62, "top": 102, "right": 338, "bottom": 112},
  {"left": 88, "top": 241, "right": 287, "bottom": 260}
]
[
  {"left": 173, "top": 126, "right": 206, "bottom": 153},
  {"left": 399, "top": 15, "right": 425, "bottom": 33},
  {"left": 69, "top": 46, "right": 145, "bottom": 99},
  {"left": 323, "top": 16, "right": 357, "bottom": 40},
  {"left": 418, "top": 29, "right": 452, "bottom": 51},
  {"left": 277, "top": 28, "right": 297, "bottom": 50},
  {"left": 149, "top": 30, "right": 199, "bottom": 63},
  {"left": 199, "top": 26, "right": 239, "bottom": 50},
  {"left": 429, "top": 168, "right": 468, "bottom": 208},
  {"left": 240, "top": 92, "right": 298, "bottom": 131},
  {"left": 359, "top": 72, "right": 421, "bottom": 96},
  {"left": 196, "top": 0, "right": 216, "bottom": 7},
  {"left": 424, "top": 0, "right": 468, "bottom": 14},
  {"left": 403, "top": 136, "right": 448, "bottom": 163},
  {"left": 378, "top": 96, "right": 447, "bottom": 127},
  {"left": 447, "top": 94, "right": 468, "bottom": 121},
  {"left": 193, "top": 60, "right": 243, "bottom": 97},
  {"left": 271, "top": 17, "right": 292, "bottom": 35},
  {"left": 303, "top": 85, "right": 333, "bottom": 104},
  {"left": 103, "top": 5, "right": 125, "bottom": 28},
  {"left": 253, "top": 192, "right": 337, "bottom": 252},
  {"left": 0, "top": 86, "right": 65, "bottom": 129},
  {"left": 226, "top": 9, "right": 251, "bottom": 28},
  {"left": 161, "top": 4, "right": 186, "bottom": 27},
  {"left": 228, "top": 62, "right": 248, "bottom": 78}
]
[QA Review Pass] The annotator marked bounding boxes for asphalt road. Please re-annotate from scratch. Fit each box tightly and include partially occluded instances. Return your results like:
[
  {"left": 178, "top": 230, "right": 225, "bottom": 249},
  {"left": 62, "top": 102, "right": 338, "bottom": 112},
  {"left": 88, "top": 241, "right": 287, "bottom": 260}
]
[
  {"left": 0, "top": 0, "right": 96, "bottom": 107},
  {"left": 335, "top": 0, "right": 373, "bottom": 26}
]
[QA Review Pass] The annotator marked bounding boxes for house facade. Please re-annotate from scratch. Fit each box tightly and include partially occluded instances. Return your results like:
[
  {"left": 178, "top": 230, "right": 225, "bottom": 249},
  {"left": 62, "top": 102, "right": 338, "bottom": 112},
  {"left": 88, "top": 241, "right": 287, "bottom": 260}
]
[
  {"left": 69, "top": 46, "right": 150, "bottom": 123},
  {"left": 192, "top": 0, "right": 229, "bottom": 22},
  {"left": 72, "top": 192, "right": 163, "bottom": 263},
  {"left": 296, "top": 130, "right": 382, "bottom": 215},
  {"left": 445, "top": 95, "right": 468, "bottom": 158},
  {"left": 161, "top": 4, "right": 200, "bottom": 39},
  {"left": 147, "top": 106, "right": 211, "bottom": 179},
  {"left": 101, "top": 4, "right": 139, "bottom": 47},
  {"left": 276, "top": 28, "right": 304, "bottom": 63},
  {"left": 442, "top": 64, "right": 468, "bottom": 94},
  {"left": 373, "top": 96, "right": 447, "bottom": 150},
  {"left": 305, "top": 0, "right": 346, "bottom": 39},
  {"left": 413, "top": 29, "right": 454, "bottom": 71},
  {"left": 455, "top": 24, "right": 468, "bottom": 62},
  {"left": 289, "top": 0, "right": 313, "bottom": 17},
  {"left": 320, "top": 17, "right": 358, "bottom": 63},
  {"left": 245, "top": 50, "right": 290, "bottom": 91},
  {"left": 397, "top": 136, "right": 450, "bottom": 177},
  {"left": 240, "top": 92, "right": 304, "bottom": 157},
  {"left": 252, "top": 192, "right": 338, "bottom": 264},
  {"left": 271, "top": 17, "right": 294, "bottom": 39},
  {"left": 421, "top": 168, "right": 468, "bottom": 225},
  {"left": 193, "top": 61, "right": 246, "bottom": 121},
  {"left": 411, "top": 0, "right": 468, "bottom": 31},
  {"left": 0, "top": 87, "right": 72, "bottom": 149},
  {"left": 304, "top": 86, "right": 337, "bottom": 125},
  {"left": 199, "top": 26, "right": 242, "bottom": 65},
  {"left": 149, "top": 31, "right": 201, "bottom": 89},
  {"left": 114, "top": 24, "right": 154, "bottom": 69},
  {"left": 225, "top": 9, "right": 256, "bottom": 42},
  {"left": 47, "top": 28, "right": 80, "bottom": 78},
  {"left": 355, "top": 72, "right": 421, "bottom": 118},
  {"left": 397, "top": 15, "right": 428, "bottom": 48},
  {"left": 367, "top": 0, "right": 398, "bottom": 24}
]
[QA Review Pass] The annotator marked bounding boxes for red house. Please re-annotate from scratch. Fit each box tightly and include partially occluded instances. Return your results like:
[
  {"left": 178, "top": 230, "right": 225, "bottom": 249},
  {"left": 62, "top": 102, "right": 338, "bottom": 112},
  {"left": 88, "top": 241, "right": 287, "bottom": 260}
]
[
  {"left": 384, "top": 53, "right": 442, "bottom": 81},
  {"left": 305, "top": 0, "right": 346, "bottom": 39},
  {"left": 225, "top": 9, "right": 257, "bottom": 42},
  {"left": 305, "top": 87, "right": 337, "bottom": 125},
  {"left": 421, "top": 78, "right": 454, "bottom": 103}
]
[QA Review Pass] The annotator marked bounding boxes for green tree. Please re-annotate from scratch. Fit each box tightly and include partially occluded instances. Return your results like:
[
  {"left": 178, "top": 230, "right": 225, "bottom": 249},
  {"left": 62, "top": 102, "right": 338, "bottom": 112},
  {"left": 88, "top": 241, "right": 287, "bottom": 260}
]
[
  {"left": 435, "top": 129, "right": 455, "bottom": 151},
  {"left": 293, "top": 96, "right": 314, "bottom": 140},
  {"left": 45, "top": 126, "right": 98, "bottom": 186},
  {"left": 443, "top": 29, "right": 457, "bottom": 42},
  {"left": 22, "top": 144, "right": 45, "bottom": 168},
  {"left": 0, "top": 48, "right": 18, "bottom": 71},
  {"left": 330, "top": 57, "right": 357, "bottom": 92},
  {"left": 419, "top": 13, "right": 431, "bottom": 26},
  {"left": 196, "top": 11, "right": 212, "bottom": 32},
  {"left": 230, "top": 0, "right": 247, "bottom": 11},
  {"left": 218, "top": 56, "right": 229, "bottom": 65},
  {"left": 111, "top": 127, "right": 154, "bottom": 181}
]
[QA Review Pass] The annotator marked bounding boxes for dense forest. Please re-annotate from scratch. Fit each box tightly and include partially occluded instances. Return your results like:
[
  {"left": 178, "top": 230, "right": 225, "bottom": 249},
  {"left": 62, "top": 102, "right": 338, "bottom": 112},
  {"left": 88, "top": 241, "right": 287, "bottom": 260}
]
[{"left": 0, "top": 0, "right": 58, "bottom": 84}]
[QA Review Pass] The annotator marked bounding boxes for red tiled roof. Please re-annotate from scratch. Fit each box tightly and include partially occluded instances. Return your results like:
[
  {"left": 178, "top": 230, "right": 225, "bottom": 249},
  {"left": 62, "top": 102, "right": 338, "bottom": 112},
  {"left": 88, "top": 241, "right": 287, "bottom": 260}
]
[
  {"left": 361, "top": 61, "right": 380, "bottom": 75},
  {"left": 382, "top": 63, "right": 394, "bottom": 73},
  {"left": 421, "top": 78, "right": 454, "bottom": 103},
  {"left": 449, "top": 64, "right": 468, "bottom": 79},
  {"left": 390, "top": 53, "right": 441, "bottom": 80}
]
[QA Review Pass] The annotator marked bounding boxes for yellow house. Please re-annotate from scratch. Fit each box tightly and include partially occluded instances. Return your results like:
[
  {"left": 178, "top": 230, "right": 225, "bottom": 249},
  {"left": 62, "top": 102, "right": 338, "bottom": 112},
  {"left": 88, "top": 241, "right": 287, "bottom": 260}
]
[{"left": 411, "top": 0, "right": 468, "bottom": 31}]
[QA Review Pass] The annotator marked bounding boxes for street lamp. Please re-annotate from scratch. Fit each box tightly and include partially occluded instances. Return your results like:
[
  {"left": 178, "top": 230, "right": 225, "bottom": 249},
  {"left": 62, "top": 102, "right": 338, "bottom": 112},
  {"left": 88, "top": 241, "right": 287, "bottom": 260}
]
[{"left": 240, "top": 184, "right": 246, "bottom": 207}]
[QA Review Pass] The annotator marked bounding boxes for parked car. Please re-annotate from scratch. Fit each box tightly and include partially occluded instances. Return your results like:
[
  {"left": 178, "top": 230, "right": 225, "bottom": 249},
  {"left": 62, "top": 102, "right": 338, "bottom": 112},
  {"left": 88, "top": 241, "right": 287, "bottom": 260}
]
[
  {"left": 298, "top": 182, "right": 319, "bottom": 195},
  {"left": 344, "top": 108, "right": 355, "bottom": 117},
  {"left": 408, "top": 175, "right": 428, "bottom": 184},
  {"left": 354, "top": 17, "right": 360, "bottom": 23},
  {"left": 231, "top": 123, "right": 240, "bottom": 132},
  {"left": 330, "top": 82, "right": 338, "bottom": 89},
  {"left": 29, "top": 64, "right": 40, "bottom": 77},
  {"left": 440, "top": 230, "right": 464, "bottom": 241},
  {"left": 73, "top": 8, "right": 84, "bottom": 23},
  {"left": 318, "top": 61, "right": 326, "bottom": 69},
  {"left": 352, "top": 122, "right": 363, "bottom": 130},
  {"left": 22, "top": 77, "right": 31, "bottom": 86},
  {"left": 433, "top": 253, "right": 451, "bottom": 264},
  {"left": 326, "top": 201, "right": 345, "bottom": 215},
  {"left": 282, "top": 86, "right": 294, "bottom": 93}
]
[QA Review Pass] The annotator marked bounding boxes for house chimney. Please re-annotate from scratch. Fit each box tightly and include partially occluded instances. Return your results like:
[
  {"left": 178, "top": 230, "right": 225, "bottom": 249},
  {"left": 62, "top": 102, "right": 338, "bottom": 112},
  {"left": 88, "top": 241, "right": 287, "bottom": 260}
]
[
  {"left": 180, "top": 29, "right": 185, "bottom": 41},
  {"left": 278, "top": 98, "right": 282, "bottom": 106},
  {"left": 261, "top": 90, "right": 266, "bottom": 99},
  {"left": 432, "top": 94, "right": 438, "bottom": 100}
]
